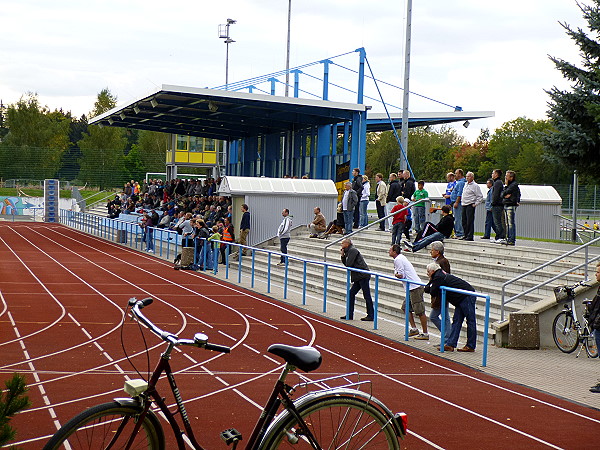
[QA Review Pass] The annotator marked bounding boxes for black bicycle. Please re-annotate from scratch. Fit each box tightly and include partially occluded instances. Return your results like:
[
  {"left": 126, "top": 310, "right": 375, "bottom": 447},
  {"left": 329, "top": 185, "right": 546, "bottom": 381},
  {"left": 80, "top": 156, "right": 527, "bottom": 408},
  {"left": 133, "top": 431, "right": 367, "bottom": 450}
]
[
  {"left": 44, "top": 297, "right": 407, "bottom": 449},
  {"left": 552, "top": 282, "right": 598, "bottom": 358}
]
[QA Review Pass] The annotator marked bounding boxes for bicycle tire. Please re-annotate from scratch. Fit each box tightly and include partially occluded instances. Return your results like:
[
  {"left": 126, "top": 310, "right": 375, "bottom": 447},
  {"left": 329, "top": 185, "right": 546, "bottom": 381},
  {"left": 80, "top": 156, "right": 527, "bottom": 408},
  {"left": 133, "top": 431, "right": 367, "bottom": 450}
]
[
  {"left": 43, "top": 401, "right": 165, "bottom": 450},
  {"left": 552, "top": 311, "right": 579, "bottom": 353},
  {"left": 259, "top": 396, "right": 399, "bottom": 449},
  {"left": 583, "top": 327, "right": 599, "bottom": 358}
]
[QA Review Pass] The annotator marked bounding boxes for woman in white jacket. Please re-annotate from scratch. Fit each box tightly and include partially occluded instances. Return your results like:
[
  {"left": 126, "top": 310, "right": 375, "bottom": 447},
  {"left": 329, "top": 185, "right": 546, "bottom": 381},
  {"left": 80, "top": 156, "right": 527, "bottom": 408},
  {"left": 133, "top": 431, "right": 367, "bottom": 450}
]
[{"left": 359, "top": 175, "right": 370, "bottom": 228}]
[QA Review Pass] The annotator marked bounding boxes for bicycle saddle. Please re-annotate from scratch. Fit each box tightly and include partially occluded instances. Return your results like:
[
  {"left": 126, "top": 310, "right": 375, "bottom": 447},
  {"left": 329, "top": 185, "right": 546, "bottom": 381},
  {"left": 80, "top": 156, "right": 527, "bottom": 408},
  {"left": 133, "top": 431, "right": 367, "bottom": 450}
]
[{"left": 268, "top": 344, "right": 322, "bottom": 372}]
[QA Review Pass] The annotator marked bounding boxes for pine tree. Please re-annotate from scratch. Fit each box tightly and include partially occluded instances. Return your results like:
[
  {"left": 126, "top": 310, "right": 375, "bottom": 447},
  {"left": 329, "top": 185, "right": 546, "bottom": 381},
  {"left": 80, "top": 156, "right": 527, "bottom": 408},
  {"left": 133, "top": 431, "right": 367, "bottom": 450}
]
[
  {"left": 545, "top": 1, "right": 600, "bottom": 181},
  {"left": 0, "top": 374, "right": 30, "bottom": 447}
]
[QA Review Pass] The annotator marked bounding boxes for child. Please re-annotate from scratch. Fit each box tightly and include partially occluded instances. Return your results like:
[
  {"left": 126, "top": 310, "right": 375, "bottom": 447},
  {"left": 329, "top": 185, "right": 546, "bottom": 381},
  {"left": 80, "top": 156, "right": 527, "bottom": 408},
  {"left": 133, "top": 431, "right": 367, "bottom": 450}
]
[
  {"left": 412, "top": 180, "right": 429, "bottom": 235},
  {"left": 207, "top": 225, "right": 221, "bottom": 269}
]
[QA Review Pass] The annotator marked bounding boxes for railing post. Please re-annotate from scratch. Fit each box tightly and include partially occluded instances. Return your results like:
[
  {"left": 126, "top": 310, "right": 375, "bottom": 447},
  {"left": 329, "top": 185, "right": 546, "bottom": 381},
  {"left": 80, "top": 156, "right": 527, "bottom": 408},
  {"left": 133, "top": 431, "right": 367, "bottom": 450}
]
[
  {"left": 251, "top": 249, "right": 256, "bottom": 288},
  {"left": 404, "top": 280, "right": 411, "bottom": 341},
  {"left": 345, "top": 270, "right": 351, "bottom": 319},
  {"left": 302, "top": 261, "right": 307, "bottom": 305},
  {"left": 283, "top": 259, "right": 289, "bottom": 299},
  {"left": 482, "top": 295, "right": 491, "bottom": 367},
  {"left": 440, "top": 288, "right": 447, "bottom": 352},
  {"left": 267, "top": 253, "right": 272, "bottom": 293},
  {"left": 322, "top": 265, "right": 328, "bottom": 312},
  {"left": 374, "top": 275, "right": 379, "bottom": 330}
]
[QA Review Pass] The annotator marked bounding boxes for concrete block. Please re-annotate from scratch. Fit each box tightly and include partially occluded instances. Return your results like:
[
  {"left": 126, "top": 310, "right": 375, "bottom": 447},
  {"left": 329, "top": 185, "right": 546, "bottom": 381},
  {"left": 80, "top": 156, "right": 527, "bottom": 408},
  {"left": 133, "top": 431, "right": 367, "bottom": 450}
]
[
  {"left": 181, "top": 247, "right": 195, "bottom": 266},
  {"left": 508, "top": 312, "right": 540, "bottom": 349},
  {"left": 116, "top": 229, "right": 127, "bottom": 243}
]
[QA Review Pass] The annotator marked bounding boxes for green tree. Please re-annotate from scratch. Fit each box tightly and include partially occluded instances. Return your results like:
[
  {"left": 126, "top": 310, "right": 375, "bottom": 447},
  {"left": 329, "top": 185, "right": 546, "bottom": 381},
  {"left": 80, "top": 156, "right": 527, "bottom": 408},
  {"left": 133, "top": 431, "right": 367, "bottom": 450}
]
[
  {"left": 487, "top": 117, "right": 567, "bottom": 184},
  {"left": 0, "top": 374, "right": 31, "bottom": 447},
  {"left": 365, "top": 131, "right": 400, "bottom": 176},
  {"left": 407, "top": 126, "right": 463, "bottom": 180},
  {"left": 545, "top": 1, "right": 600, "bottom": 182},
  {"left": 0, "top": 93, "right": 70, "bottom": 180},
  {"left": 78, "top": 89, "right": 127, "bottom": 189}
]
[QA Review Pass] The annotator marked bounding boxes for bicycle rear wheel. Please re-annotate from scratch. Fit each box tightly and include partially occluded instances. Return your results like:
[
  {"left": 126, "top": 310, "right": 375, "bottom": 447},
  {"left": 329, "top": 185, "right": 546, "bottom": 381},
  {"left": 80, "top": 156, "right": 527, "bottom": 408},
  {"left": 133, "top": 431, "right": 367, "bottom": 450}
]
[
  {"left": 43, "top": 401, "right": 164, "bottom": 450},
  {"left": 583, "top": 328, "right": 599, "bottom": 358},
  {"left": 260, "top": 396, "right": 399, "bottom": 449},
  {"left": 552, "top": 311, "right": 579, "bottom": 353}
]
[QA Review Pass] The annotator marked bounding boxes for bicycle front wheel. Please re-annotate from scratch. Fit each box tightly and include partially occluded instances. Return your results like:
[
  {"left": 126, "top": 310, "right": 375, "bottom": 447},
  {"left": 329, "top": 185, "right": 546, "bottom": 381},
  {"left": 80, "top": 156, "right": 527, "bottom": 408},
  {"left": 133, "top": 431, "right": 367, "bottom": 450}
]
[
  {"left": 260, "top": 396, "right": 399, "bottom": 449},
  {"left": 552, "top": 311, "right": 579, "bottom": 353},
  {"left": 584, "top": 328, "right": 599, "bottom": 358},
  {"left": 43, "top": 401, "right": 165, "bottom": 450}
]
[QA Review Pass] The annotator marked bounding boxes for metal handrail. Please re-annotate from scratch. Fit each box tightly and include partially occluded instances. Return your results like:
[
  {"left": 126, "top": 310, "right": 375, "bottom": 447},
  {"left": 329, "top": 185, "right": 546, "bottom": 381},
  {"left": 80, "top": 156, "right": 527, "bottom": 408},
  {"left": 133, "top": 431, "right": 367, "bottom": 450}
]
[
  {"left": 323, "top": 198, "right": 428, "bottom": 261},
  {"left": 499, "top": 236, "right": 600, "bottom": 321}
]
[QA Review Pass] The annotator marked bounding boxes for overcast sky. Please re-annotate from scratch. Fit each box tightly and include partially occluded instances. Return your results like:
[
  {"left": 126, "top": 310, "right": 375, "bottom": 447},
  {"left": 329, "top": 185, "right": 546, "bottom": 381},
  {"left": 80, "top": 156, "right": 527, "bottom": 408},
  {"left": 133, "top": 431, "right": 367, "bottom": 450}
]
[{"left": 1, "top": 0, "right": 589, "bottom": 141}]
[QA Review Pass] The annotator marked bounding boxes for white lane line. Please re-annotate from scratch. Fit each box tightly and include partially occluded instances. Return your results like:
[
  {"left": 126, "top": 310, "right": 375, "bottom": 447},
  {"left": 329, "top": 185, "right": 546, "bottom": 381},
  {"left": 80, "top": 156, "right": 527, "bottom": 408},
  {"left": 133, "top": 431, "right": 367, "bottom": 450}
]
[
  {"left": 262, "top": 354, "right": 281, "bottom": 365},
  {"left": 7, "top": 311, "right": 60, "bottom": 430},
  {"left": 316, "top": 344, "right": 564, "bottom": 450},
  {"left": 245, "top": 314, "right": 279, "bottom": 329},
  {"left": 283, "top": 330, "right": 305, "bottom": 342},
  {"left": 243, "top": 344, "right": 260, "bottom": 354},
  {"left": 0, "top": 290, "right": 8, "bottom": 318},
  {"left": 218, "top": 330, "right": 237, "bottom": 341},
  {"left": 309, "top": 315, "right": 600, "bottom": 425},
  {"left": 232, "top": 388, "right": 263, "bottom": 410},
  {"left": 185, "top": 313, "right": 213, "bottom": 328}
]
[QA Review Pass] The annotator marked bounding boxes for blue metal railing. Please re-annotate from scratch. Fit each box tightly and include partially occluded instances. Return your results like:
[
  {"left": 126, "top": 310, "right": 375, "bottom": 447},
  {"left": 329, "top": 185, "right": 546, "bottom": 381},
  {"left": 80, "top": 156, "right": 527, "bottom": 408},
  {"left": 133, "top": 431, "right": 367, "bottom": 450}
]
[{"left": 60, "top": 209, "right": 493, "bottom": 366}]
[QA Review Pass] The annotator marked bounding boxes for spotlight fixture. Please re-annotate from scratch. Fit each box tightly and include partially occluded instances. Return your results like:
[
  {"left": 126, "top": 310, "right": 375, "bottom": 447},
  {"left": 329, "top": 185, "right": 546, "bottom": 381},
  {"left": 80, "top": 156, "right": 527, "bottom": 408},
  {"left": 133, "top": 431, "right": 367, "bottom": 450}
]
[
  {"left": 463, "top": 120, "right": 470, "bottom": 128},
  {"left": 150, "top": 99, "right": 158, "bottom": 108},
  {"left": 133, "top": 106, "right": 140, "bottom": 114},
  {"left": 119, "top": 113, "right": 126, "bottom": 120},
  {"left": 107, "top": 119, "right": 114, "bottom": 125},
  {"left": 208, "top": 101, "right": 218, "bottom": 112}
]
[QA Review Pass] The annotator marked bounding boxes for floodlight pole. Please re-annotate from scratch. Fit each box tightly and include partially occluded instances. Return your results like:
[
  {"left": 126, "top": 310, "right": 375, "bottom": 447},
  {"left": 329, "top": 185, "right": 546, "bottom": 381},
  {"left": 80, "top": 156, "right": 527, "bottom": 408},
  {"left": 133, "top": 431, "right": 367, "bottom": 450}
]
[
  {"left": 400, "top": 0, "right": 412, "bottom": 172},
  {"left": 219, "top": 19, "right": 236, "bottom": 90},
  {"left": 285, "top": 0, "right": 292, "bottom": 97}
]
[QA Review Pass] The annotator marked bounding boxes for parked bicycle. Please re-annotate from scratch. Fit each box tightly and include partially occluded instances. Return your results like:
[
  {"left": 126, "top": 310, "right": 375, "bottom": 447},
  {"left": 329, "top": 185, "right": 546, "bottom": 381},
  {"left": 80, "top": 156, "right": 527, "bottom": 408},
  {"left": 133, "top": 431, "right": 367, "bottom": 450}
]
[
  {"left": 44, "top": 297, "right": 407, "bottom": 449},
  {"left": 552, "top": 282, "right": 598, "bottom": 358}
]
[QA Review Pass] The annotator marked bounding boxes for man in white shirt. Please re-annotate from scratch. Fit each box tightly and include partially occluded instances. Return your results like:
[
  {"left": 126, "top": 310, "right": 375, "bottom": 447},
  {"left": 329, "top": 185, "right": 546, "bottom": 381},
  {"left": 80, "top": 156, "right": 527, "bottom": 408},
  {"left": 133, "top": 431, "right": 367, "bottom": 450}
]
[
  {"left": 375, "top": 173, "right": 388, "bottom": 231},
  {"left": 276, "top": 209, "right": 292, "bottom": 265},
  {"left": 460, "top": 171, "right": 484, "bottom": 241},
  {"left": 388, "top": 244, "right": 429, "bottom": 339}
]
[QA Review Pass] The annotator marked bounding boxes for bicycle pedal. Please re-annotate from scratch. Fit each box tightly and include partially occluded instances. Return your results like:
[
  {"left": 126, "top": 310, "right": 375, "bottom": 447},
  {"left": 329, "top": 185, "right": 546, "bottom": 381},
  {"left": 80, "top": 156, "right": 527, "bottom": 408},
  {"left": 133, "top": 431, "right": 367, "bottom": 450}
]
[{"left": 220, "top": 428, "right": 243, "bottom": 445}]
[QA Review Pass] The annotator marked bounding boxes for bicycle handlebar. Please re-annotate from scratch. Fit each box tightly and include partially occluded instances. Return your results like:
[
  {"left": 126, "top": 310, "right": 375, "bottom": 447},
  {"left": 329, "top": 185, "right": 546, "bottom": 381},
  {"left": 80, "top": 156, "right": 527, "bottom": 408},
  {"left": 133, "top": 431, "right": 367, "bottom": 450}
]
[
  {"left": 553, "top": 280, "right": 592, "bottom": 299},
  {"left": 128, "top": 297, "right": 231, "bottom": 354}
]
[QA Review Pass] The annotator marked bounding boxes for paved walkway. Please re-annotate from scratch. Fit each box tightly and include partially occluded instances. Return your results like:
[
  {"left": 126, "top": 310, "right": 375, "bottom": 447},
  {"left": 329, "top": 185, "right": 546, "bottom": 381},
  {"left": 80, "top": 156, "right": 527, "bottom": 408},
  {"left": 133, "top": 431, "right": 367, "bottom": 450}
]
[{"left": 204, "top": 263, "right": 600, "bottom": 411}]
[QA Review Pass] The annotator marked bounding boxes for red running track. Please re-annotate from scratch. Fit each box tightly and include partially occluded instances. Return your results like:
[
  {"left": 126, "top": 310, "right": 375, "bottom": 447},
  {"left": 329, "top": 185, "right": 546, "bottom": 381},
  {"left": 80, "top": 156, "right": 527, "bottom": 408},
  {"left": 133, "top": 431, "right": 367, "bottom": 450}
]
[{"left": 1, "top": 222, "right": 599, "bottom": 449}]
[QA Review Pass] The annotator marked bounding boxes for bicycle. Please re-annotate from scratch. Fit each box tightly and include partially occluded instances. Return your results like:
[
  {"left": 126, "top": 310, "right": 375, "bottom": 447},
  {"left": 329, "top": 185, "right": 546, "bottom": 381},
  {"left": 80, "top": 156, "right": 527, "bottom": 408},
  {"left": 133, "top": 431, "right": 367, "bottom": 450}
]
[
  {"left": 552, "top": 282, "right": 598, "bottom": 358},
  {"left": 44, "top": 297, "right": 407, "bottom": 449}
]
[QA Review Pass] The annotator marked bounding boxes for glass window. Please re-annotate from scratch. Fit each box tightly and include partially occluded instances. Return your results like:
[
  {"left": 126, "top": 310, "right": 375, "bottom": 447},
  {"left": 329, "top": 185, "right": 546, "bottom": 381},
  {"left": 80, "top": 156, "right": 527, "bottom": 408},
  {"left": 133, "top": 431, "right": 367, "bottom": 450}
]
[
  {"left": 176, "top": 135, "right": 188, "bottom": 151},
  {"left": 189, "top": 136, "right": 204, "bottom": 152}
]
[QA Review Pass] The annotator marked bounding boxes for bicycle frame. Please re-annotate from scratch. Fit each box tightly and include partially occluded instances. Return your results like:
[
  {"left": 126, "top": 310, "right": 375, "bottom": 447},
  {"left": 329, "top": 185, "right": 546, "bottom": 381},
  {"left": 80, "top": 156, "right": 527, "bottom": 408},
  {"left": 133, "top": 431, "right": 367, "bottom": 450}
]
[{"left": 121, "top": 348, "right": 319, "bottom": 450}]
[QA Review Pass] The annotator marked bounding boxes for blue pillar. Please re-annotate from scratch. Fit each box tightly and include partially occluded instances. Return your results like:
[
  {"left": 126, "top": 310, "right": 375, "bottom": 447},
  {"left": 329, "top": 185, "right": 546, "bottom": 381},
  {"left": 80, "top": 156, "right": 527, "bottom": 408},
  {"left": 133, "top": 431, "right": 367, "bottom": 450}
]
[
  {"left": 291, "top": 69, "right": 301, "bottom": 98},
  {"left": 241, "top": 137, "right": 259, "bottom": 177},
  {"left": 321, "top": 59, "right": 331, "bottom": 100},
  {"left": 268, "top": 77, "right": 277, "bottom": 95},
  {"left": 316, "top": 124, "right": 331, "bottom": 179},
  {"left": 263, "top": 133, "right": 280, "bottom": 177},
  {"left": 248, "top": 85, "right": 254, "bottom": 93},
  {"left": 356, "top": 48, "right": 365, "bottom": 105},
  {"left": 228, "top": 140, "right": 239, "bottom": 175}
]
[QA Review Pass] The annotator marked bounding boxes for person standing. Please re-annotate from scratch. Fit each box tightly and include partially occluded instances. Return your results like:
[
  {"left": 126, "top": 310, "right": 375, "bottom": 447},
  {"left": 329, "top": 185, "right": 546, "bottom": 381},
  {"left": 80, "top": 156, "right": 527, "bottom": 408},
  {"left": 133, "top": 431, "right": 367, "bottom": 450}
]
[
  {"left": 341, "top": 182, "right": 358, "bottom": 235},
  {"left": 587, "top": 262, "right": 600, "bottom": 393},
  {"left": 451, "top": 169, "right": 466, "bottom": 238},
  {"left": 220, "top": 217, "right": 235, "bottom": 264},
  {"left": 351, "top": 168, "right": 363, "bottom": 228},
  {"left": 390, "top": 196, "right": 407, "bottom": 245},
  {"left": 340, "top": 239, "right": 374, "bottom": 321},
  {"left": 427, "top": 243, "right": 451, "bottom": 342},
  {"left": 481, "top": 179, "right": 498, "bottom": 240},
  {"left": 502, "top": 170, "right": 521, "bottom": 246},
  {"left": 388, "top": 244, "right": 429, "bottom": 340},
  {"left": 491, "top": 169, "right": 506, "bottom": 243},
  {"left": 359, "top": 175, "right": 370, "bottom": 228},
  {"left": 140, "top": 211, "right": 154, "bottom": 253},
  {"left": 400, "top": 170, "right": 416, "bottom": 201},
  {"left": 386, "top": 173, "right": 402, "bottom": 231},
  {"left": 443, "top": 172, "right": 456, "bottom": 205},
  {"left": 460, "top": 172, "right": 483, "bottom": 241},
  {"left": 277, "top": 209, "right": 292, "bottom": 265},
  {"left": 238, "top": 204, "right": 251, "bottom": 256},
  {"left": 412, "top": 180, "right": 429, "bottom": 235},
  {"left": 425, "top": 264, "right": 477, "bottom": 352},
  {"left": 307, "top": 206, "right": 326, "bottom": 237},
  {"left": 375, "top": 173, "right": 388, "bottom": 231}
]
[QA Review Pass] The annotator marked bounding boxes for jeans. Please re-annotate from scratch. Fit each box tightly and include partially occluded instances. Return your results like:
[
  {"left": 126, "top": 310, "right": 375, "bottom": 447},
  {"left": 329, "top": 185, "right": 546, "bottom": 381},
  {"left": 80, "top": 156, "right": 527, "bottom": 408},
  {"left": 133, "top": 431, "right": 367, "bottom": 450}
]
[
  {"left": 347, "top": 277, "right": 374, "bottom": 319},
  {"left": 504, "top": 206, "right": 517, "bottom": 244},
  {"left": 411, "top": 231, "right": 445, "bottom": 253},
  {"left": 359, "top": 200, "right": 369, "bottom": 227},
  {"left": 413, "top": 206, "right": 426, "bottom": 234},
  {"left": 343, "top": 211, "right": 354, "bottom": 234},
  {"left": 430, "top": 304, "right": 451, "bottom": 342},
  {"left": 491, "top": 205, "right": 505, "bottom": 239},
  {"left": 385, "top": 203, "right": 394, "bottom": 230},
  {"left": 279, "top": 237, "right": 290, "bottom": 263},
  {"left": 391, "top": 222, "right": 404, "bottom": 245},
  {"left": 376, "top": 200, "right": 386, "bottom": 230},
  {"left": 595, "top": 329, "right": 600, "bottom": 355},
  {"left": 146, "top": 228, "right": 154, "bottom": 251},
  {"left": 353, "top": 206, "right": 360, "bottom": 228},
  {"left": 447, "top": 295, "right": 477, "bottom": 349},
  {"left": 483, "top": 210, "right": 497, "bottom": 238},
  {"left": 453, "top": 204, "right": 463, "bottom": 237}
]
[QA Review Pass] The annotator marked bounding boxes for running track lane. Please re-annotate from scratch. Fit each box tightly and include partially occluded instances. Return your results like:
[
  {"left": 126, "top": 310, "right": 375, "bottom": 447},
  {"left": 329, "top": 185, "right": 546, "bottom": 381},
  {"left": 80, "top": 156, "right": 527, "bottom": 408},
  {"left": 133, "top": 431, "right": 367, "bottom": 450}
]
[{"left": 0, "top": 222, "right": 599, "bottom": 449}]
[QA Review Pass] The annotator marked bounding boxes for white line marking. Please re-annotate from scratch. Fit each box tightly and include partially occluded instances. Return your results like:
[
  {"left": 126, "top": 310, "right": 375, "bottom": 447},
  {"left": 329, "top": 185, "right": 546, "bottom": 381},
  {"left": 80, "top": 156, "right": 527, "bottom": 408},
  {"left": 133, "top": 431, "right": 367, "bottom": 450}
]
[
  {"left": 283, "top": 330, "right": 305, "bottom": 341},
  {"left": 243, "top": 344, "right": 260, "bottom": 354},
  {"left": 262, "top": 354, "right": 281, "bottom": 365},
  {"left": 245, "top": 314, "right": 279, "bottom": 329}
]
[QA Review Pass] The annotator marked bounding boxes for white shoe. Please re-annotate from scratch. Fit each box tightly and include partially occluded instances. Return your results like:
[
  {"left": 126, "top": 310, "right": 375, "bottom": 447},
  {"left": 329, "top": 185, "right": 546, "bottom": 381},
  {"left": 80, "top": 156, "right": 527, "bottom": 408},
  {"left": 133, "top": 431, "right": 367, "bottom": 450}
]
[
  {"left": 414, "top": 333, "right": 429, "bottom": 340},
  {"left": 494, "top": 239, "right": 506, "bottom": 244}
]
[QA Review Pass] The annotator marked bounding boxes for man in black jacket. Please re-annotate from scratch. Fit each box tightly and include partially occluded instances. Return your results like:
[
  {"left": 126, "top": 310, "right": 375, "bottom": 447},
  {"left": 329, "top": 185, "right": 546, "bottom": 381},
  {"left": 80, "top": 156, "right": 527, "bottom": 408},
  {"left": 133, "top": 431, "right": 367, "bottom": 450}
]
[
  {"left": 400, "top": 170, "right": 416, "bottom": 200},
  {"left": 588, "top": 262, "right": 600, "bottom": 393},
  {"left": 490, "top": 169, "right": 505, "bottom": 242},
  {"left": 340, "top": 239, "right": 374, "bottom": 321},
  {"left": 424, "top": 264, "right": 477, "bottom": 352},
  {"left": 351, "top": 168, "right": 363, "bottom": 228},
  {"left": 502, "top": 170, "right": 521, "bottom": 246},
  {"left": 386, "top": 173, "right": 402, "bottom": 231},
  {"left": 405, "top": 205, "right": 454, "bottom": 253}
]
